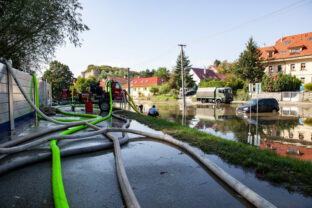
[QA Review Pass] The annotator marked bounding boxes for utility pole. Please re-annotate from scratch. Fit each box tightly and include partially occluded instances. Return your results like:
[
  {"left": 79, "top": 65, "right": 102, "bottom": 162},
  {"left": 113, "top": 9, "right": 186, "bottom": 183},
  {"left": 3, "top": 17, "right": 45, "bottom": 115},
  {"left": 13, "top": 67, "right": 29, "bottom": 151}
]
[
  {"left": 127, "top": 68, "right": 130, "bottom": 110},
  {"left": 179, "top": 44, "right": 186, "bottom": 111}
]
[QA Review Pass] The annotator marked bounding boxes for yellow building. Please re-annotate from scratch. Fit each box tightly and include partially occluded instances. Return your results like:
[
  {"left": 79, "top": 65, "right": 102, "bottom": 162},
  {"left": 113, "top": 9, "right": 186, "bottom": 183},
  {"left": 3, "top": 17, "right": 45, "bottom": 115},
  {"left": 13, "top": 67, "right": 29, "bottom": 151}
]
[
  {"left": 122, "top": 77, "right": 165, "bottom": 98},
  {"left": 259, "top": 32, "right": 312, "bottom": 84}
]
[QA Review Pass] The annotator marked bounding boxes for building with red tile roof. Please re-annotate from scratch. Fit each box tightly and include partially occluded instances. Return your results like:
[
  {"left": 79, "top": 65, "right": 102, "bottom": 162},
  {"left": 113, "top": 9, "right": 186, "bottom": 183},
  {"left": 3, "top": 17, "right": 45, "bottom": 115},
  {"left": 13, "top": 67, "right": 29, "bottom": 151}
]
[
  {"left": 190, "top": 68, "right": 220, "bottom": 85},
  {"left": 122, "top": 77, "right": 165, "bottom": 97},
  {"left": 207, "top": 65, "right": 218, "bottom": 73},
  {"left": 259, "top": 32, "right": 312, "bottom": 84}
]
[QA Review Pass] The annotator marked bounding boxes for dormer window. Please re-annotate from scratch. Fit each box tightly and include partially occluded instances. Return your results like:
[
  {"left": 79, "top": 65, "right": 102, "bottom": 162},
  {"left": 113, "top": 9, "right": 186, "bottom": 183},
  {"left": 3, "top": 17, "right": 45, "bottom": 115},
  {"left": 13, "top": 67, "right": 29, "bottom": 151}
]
[
  {"left": 309, "top": 37, "right": 312, "bottom": 41},
  {"left": 284, "top": 40, "right": 291, "bottom": 45},
  {"left": 280, "top": 51, "right": 286, "bottom": 54},
  {"left": 290, "top": 48, "right": 300, "bottom": 54},
  {"left": 268, "top": 51, "right": 273, "bottom": 57}
]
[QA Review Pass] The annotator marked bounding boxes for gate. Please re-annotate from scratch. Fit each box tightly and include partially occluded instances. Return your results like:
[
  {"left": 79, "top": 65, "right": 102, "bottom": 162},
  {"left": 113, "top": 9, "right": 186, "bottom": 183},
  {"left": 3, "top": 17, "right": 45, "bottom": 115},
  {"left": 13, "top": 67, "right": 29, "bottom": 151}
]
[{"left": 282, "top": 91, "right": 299, "bottom": 101}]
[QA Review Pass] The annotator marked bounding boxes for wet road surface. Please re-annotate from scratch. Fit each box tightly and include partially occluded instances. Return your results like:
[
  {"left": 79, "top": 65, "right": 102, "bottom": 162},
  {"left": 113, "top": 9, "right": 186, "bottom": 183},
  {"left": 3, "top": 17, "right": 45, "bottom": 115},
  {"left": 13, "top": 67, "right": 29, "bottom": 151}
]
[{"left": 1, "top": 106, "right": 312, "bottom": 207}]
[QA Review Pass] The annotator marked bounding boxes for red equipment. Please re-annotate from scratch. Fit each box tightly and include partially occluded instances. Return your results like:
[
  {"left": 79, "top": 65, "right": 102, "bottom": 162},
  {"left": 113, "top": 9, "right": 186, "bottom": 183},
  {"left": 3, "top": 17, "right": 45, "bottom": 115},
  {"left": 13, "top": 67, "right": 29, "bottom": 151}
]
[{"left": 85, "top": 99, "right": 93, "bottom": 113}]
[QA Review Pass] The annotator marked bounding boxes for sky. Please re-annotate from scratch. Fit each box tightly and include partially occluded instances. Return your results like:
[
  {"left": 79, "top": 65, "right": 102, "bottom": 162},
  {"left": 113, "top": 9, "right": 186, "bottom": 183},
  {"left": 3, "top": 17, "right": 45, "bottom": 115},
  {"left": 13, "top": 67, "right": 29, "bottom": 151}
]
[{"left": 53, "top": 0, "right": 312, "bottom": 77}]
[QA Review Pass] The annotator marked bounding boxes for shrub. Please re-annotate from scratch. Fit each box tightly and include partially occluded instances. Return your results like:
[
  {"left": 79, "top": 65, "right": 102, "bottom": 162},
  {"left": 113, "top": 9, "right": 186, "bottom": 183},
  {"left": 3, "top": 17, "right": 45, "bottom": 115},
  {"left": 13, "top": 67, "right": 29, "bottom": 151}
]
[
  {"left": 159, "top": 82, "right": 171, "bottom": 94},
  {"left": 235, "top": 89, "right": 250, "bottom": 101},
  {"left": 169, "top": 89, "right": 179, "bottom": 96},
  {"left": 149, "top": 86, "right": 159, "bottom": 95},
  {"left": 199, "top": 79, "right": 225, "bottom": 88},
  {"left": 225, "top": 78, "right": 245, "bottom": 95},
  {"left": 304, "top": 83, "right": 312, "bottom": 91},
  {"left": 273, "top": 73, "right": 301, "bottom": 92}
]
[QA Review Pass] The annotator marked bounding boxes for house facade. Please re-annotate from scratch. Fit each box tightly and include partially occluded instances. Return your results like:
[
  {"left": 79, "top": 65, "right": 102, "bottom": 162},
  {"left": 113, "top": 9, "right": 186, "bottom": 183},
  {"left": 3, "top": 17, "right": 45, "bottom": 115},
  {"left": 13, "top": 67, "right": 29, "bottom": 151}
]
[
  {"left": 259, "top": 32, "right": 312, "bottom": 84},
  {"left": 189, "top": 68, "right": 220, "bottom": 86},
  {"left": 122, "top": 77, "right": 165, "bottom": 98}
]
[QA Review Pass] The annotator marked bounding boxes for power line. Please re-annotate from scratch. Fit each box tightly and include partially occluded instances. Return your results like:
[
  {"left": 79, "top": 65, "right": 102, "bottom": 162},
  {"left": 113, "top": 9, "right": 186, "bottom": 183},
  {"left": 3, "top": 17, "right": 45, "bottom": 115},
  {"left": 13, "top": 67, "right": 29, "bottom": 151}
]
[{"left": 135, "top": 0, "right": 310, "bottom": 69}]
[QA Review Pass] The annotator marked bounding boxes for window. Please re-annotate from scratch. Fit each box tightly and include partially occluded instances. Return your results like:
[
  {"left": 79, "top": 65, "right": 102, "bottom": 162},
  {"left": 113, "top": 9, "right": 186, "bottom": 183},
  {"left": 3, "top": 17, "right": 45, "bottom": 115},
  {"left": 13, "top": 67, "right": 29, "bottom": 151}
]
[
  {"left": 309, "top": 37, "right": 312, "bottom": 41},
  {"left": 301, "top": 63, "right": 306, "bottom": 71},
  {"left": 284, "top": 40, "right": 291, "bottom": 45},
  {"left": 289, "top": 132, "right": 294, "bottom": 139},
  {"left": 300, "top": 77, "right": 305, "bottom": 83},
  {"left": 268, "top": 51, "right": 273, "bottom": 57},
  {"left": 278, "top": 65, "right": 282, "bottom": 72},
  {"left": 144, "top": 88, "right": 147, "bottom": 91},
  {"left": 299, "top": 133, "right": 304, "bottom": 140},
  {"left": 280, "top": 51, "right": 286, "bottom": 54},
  {"left": 269, "top": 66, "right": 273, "bottom": 73},
  {"left": 134, "top": 88, "right": 136, "bottom": 91},
  {"left": 291, "top": 64, "right": 295, "bottom": 71},
  {"left": 290, "top": 48, "right": 300, "bottom": 54}
]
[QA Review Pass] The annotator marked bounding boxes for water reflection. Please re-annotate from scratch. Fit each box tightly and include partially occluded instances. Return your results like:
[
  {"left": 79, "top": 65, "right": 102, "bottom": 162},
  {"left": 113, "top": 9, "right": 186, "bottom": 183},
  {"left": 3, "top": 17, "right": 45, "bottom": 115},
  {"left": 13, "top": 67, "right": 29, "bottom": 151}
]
[{"left": 138, "top": 102, "right": 312, "bottom": 162}]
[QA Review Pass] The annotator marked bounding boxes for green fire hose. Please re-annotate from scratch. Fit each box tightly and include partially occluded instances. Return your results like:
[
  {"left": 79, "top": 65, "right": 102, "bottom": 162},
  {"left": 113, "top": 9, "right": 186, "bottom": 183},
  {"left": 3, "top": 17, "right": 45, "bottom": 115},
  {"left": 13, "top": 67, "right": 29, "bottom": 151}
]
[{"left": 33, "top": 74, "right": 113, "bottom": 208}]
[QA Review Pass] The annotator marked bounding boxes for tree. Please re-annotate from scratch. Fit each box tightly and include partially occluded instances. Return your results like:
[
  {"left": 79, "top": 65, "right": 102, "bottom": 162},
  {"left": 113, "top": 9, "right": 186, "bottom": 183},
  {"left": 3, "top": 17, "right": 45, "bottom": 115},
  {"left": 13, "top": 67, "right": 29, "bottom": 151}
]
[
  {"left": 149, "top": 86, "right": 159, "bottom": 95},
  {"left": 153, "top": 67, "right": 170, "bottom": 81},
  {"left": 235, "top": 38, "right": 264, "bottom": 83},
  {"left": 262, "top": 74, "right": 275, "bottom": 92},
  {"left": 0, "top": 0, "right": 88, "bottom": 72},
  {"left": 42, "top": 61, "right": 74, "bottom": 99},
  {"left": 75, "top": 76, "right": 97, "bottom": 92},
  {"left": 214, "top": 59, "right": 221, "bottom": 67},
  {"left": 217, "top": 60, "right": 236, "bottom": 74},
  {"left": 170, "top": 51, "right": 195, "bottom": 89}
]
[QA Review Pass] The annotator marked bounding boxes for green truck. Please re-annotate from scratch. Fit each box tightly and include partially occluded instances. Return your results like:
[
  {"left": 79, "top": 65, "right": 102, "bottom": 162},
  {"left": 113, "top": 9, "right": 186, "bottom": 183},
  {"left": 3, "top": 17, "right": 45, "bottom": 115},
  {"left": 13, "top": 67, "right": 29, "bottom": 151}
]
[{"left": 196, "top": 87, "right": 233, "bottom": 104}]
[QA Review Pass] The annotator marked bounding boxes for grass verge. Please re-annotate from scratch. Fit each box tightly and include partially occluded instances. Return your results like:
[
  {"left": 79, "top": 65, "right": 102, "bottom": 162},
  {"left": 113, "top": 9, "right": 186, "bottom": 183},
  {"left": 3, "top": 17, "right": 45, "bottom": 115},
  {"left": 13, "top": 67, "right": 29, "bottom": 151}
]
[{"left": 119, "top": 110, "right": 312, "bottom": 196}]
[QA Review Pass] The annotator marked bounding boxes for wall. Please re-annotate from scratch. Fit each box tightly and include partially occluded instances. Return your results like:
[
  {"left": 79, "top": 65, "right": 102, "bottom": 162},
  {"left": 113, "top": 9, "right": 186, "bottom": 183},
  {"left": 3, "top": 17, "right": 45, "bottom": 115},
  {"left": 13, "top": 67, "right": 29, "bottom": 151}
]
[
  {"left": 264, "top": 56, "right": 312, "bottom": 84},
  {"left": 251, "top": 91, "right": 312, "bottom": 102},
  {"left": 124, "top": 86, "right": 152, "bottom": 98},
  {"left": 251, "top": 92, "right": 282, "bottom": 101},
  {"left": 0, "top": 63, "right": 52, "bottom": 127}
]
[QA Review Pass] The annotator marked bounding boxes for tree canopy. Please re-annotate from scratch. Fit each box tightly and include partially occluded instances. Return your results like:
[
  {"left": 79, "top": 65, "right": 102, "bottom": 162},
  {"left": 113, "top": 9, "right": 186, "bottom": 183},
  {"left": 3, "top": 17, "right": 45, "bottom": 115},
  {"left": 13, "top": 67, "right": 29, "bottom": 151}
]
[
  {"left": 0, "top": 0, "right": 88, "bottom": 72},
  {"left": 74, "top": 76, "right": 98, "bottom": 92},
  {"left": 235, "top": 37, "right": 264, "bottom": 83},
  {"left": 42, "top": 61, "right": 74, "bottom": 99},
  {"left": 153, "top": 67, "right": 170, "bottom": 81},
  {"left": 170, "top": 51, "right": 195, "bottom": 89},
  {"left": 213, "top": 59, "right": 221, "bottom": 67},
  {"left": 217, "top": 60, "right": 236, "bottom": 74}
]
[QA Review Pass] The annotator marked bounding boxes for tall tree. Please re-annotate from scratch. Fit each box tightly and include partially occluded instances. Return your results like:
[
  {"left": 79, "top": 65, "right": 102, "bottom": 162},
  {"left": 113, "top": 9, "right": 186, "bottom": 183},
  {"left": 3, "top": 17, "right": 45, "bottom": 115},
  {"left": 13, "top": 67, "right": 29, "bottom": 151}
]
[
  {"left": 153, "top": 67, "right": 170, "bottom": 81},
  {"left": 235, "top": 37, "right": 264, "bottom": 83},
  {"left": 0, "top": 0, "right": 88, "bottom": 72},
  {"left": 170, "top": 51, "right": 195, "bottom": 89},
  {"left": 42, "top": 61, "right": 74, "bottom": 99},
  {"left": 213, "top": 59, "right": 221, "bottom": 67}
]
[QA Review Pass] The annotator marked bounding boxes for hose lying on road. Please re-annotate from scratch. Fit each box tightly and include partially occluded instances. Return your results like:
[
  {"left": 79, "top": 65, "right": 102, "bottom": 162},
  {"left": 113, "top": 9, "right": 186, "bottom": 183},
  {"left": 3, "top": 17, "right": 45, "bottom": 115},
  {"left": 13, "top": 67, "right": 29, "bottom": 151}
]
[
  {"left": 2, "top": 59, "right": 276, "bottom": 208},
  {"left": 4, "top": 60, "right": 135, "bottom": 208}
]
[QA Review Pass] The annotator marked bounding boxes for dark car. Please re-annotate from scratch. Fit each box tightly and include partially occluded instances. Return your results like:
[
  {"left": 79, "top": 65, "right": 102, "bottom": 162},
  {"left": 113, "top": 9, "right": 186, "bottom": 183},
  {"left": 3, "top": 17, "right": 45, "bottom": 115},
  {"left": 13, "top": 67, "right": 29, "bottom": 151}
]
[{"left": 236, "top": 98, "right": 279, "bottom": 113}]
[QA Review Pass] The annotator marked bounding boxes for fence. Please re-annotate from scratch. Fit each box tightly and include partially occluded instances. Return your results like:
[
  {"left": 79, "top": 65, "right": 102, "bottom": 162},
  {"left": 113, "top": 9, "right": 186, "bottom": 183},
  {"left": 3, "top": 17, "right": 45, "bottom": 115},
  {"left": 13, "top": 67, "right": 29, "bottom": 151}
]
[
  {"left": 251, "top": 91, "right": 312, "bottom": 102},
  {"left": 0, "top": 63, "right": 52, "bottom": 132}
]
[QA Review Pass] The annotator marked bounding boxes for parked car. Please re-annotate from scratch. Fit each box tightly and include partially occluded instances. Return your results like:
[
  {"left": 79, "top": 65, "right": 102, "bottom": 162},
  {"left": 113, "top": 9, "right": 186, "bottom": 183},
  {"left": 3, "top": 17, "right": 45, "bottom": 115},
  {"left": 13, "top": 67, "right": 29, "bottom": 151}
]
[{"left": 236, "top": 98, "right": 279, "bottom": 113}]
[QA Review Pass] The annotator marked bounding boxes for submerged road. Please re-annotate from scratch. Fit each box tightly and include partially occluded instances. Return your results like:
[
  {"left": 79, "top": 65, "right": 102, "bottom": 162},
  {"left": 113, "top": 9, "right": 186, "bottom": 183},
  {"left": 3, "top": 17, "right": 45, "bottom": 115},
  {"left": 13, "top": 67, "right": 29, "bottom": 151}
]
[{"left": 0, "top": 107, "right": 311, "bottom": 207}]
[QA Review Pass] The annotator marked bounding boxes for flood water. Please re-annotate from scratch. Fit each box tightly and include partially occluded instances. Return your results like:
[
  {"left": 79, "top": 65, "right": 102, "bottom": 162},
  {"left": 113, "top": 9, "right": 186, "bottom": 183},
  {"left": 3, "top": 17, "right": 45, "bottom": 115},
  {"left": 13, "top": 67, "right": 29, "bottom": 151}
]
[{"left": 138, "top": 102, "right": 312, "bottom": 162}]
